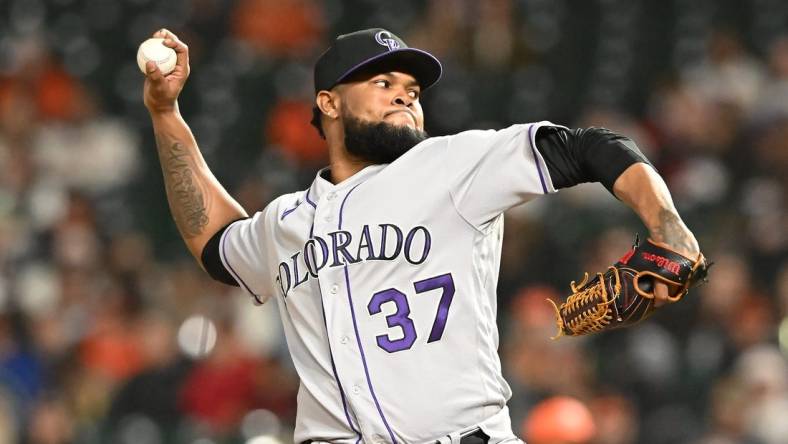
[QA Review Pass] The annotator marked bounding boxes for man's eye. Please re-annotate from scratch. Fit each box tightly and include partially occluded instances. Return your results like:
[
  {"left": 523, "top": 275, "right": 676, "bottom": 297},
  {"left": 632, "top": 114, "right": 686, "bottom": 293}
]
[
  {"left": 408, "top": 90, "right": 420, "bottom": 99},
  {"left": 374, "top": 80, "right": 389, "bottom": 87}
]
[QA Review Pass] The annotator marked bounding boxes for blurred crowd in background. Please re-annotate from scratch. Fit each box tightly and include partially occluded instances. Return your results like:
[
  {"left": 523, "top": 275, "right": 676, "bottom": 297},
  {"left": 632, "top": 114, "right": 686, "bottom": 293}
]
[{"left": 0, "top": 0, "right": 786, "bottom": 443}]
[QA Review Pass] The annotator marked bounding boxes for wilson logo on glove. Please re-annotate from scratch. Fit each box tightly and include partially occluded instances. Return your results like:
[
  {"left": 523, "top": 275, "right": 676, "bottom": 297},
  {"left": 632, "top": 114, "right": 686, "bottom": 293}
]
[{"left": 640, "top": 252, "right": 682, "bottom": 275}]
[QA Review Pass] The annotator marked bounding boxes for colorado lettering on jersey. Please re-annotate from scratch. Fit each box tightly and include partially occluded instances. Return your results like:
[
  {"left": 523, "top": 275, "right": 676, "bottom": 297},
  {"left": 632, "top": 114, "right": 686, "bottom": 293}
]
[{"left": 276, "top": 224, "right": 432, "bottom": 298}]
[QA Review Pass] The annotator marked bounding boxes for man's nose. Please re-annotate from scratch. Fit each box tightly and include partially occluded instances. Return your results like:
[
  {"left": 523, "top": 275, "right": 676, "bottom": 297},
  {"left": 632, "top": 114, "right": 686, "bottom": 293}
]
[{"left": 392, "top": 93, "right": 412, "bottom": 107}]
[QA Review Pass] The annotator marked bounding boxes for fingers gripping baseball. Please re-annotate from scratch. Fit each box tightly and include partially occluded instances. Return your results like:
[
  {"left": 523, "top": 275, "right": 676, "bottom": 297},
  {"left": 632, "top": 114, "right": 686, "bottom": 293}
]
[
  {"left": 143, "top": 28, "right": 190, "bottom": 113},
  {"left": 154, "top": 28, "right": 190, "bottom": 69}
]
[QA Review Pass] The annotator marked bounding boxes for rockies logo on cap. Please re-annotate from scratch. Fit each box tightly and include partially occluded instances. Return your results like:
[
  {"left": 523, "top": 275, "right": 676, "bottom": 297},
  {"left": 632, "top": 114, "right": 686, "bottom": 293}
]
[
  {"left": 374, "top": 31, "right": 401, "bottom": 51},
  {"left": 313, "top": 28, "right": 442, "bottom": 94}
]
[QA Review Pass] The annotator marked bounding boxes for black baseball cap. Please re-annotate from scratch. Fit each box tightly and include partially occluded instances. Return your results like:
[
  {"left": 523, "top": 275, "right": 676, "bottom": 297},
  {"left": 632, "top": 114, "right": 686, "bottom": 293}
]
[{"left": 314, "top": 28, "right": 442, "bottom": 94}]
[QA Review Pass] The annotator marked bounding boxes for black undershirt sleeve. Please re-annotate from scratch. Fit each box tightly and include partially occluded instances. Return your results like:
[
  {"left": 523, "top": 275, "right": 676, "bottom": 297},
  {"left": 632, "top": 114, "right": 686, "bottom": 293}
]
[
  {"left": 201, "top": 218, "right": 249, "bottom": 286},
  {"left": 535, "top": 126, "right": 653, "bottom": 194}
]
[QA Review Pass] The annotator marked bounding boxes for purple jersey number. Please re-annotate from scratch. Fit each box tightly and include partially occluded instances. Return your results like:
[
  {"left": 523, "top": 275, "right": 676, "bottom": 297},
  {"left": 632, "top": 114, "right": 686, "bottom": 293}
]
[
  {"left": 413, "top": 273, "right": 455, "bottom": 343},
  {"left": 367, "top": 288, "right": 417, "bottom": 353},
  {"left": 367, "top": 273, "right": 456, "bottom": 353}
]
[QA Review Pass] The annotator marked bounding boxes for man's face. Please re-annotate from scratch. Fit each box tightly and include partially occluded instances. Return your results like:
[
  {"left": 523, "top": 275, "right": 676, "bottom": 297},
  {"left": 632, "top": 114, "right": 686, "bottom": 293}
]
[
  {"left": 337, "top": 70, "right": 425, "bottom": 131},
  {"left": 332, "top": 70, "right": 429, "bottom": 164}
]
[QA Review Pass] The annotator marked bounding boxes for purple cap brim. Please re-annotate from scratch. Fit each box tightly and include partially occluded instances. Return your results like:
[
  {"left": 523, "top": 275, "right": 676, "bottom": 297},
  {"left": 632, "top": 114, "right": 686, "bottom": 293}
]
[{"left": 332, "top": 48, "right": 443, "bottom": 91}]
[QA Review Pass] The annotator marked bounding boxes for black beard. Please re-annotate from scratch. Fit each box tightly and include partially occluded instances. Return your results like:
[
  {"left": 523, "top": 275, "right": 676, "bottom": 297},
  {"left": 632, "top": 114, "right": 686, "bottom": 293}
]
[{"left": 342, "top": 113, "right": 429, "bottom": 164}]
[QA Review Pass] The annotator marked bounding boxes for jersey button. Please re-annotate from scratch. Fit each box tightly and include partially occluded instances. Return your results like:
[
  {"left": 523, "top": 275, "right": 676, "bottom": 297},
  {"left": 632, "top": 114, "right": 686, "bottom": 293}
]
[
  {"left": 327, "top": 192, "right": 337, "bottom": 200},
  {"left": 352, "top": 385, "right": 361, "bottom": 394},
  {"left": 340, "top": 336, "right": 349, "bottom": 344},
  {"left": 330, "top": 284, "right": 339, "bottom": 294},
  {"left": 324, "top": 215, "right": 333, "bottom": 222}
]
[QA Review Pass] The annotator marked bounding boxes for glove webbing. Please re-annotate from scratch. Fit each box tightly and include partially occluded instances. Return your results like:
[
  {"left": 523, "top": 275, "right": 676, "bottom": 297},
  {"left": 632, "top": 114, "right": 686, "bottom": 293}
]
[{"left": 547, "top": 267, "right": 621, "bottom": 338}]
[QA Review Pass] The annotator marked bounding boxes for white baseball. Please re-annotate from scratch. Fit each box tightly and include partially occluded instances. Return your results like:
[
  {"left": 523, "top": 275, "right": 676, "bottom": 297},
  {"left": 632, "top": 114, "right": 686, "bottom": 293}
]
[{"left": 137, "top": 38, "right": 177, "bottom": 75}]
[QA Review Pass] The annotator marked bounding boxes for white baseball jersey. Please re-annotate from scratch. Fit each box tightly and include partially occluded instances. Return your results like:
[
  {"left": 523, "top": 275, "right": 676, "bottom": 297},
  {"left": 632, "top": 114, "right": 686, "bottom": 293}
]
[{"left": 219, "top": 121, "right": 558, "bottom": 443}]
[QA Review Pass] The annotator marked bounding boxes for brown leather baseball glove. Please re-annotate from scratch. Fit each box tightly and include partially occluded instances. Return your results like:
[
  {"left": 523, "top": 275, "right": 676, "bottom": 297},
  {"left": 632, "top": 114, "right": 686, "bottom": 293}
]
[{"left": 548, "top": 236, "right": 710, "bottom": 338}]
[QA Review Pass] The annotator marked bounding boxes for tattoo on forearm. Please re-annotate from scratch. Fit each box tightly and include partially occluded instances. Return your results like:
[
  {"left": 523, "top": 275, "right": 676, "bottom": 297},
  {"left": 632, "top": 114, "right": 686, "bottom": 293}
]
[
  {"left": 652, "top": 208, "right": 696, "bottom": 253},
  {"left": 155, "top": 132, "right": 210, "bottom": 238}
]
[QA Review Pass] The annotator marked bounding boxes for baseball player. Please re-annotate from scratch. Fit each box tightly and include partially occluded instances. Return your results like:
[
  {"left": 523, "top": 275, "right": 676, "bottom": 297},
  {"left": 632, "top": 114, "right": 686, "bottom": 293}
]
[{"left": 143, "top": 28, "right": 704, "bottom": 444}]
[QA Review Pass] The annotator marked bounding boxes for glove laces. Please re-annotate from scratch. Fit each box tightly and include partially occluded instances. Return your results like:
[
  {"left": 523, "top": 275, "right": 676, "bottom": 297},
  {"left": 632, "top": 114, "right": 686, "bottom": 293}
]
[{"left": 548, "top": 267, "right": 621, "bottom": 339}]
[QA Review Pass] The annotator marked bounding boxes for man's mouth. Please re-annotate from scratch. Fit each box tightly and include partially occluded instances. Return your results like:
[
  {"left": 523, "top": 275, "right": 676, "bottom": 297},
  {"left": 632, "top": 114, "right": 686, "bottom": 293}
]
[{"left": 384, "top": 110, "right": 417, "bottom": 127}]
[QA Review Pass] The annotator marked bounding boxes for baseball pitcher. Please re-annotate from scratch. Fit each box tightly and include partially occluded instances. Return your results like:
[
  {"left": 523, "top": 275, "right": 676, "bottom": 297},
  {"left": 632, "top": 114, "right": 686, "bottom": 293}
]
[{"left": 142, "top": 28, "right": 709, "bottom": 444}]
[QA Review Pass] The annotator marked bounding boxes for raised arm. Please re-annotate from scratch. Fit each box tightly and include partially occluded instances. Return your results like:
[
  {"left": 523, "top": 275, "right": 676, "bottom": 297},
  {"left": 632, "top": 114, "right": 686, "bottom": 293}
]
[{"left": 143, "top": 29, "right": 247, "bottom": 263}]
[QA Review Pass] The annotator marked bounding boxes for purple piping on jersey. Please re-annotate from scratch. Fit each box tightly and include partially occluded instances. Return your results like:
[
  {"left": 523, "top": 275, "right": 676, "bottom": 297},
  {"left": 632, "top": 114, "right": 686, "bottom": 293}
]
[
  {"left": 220, "top": 223, "right": 264, "bottom": 304},
  {"left": 342, "top": 266, "right": 397, "bottom": 443},
  {"left": 317, "top": 285, "right": 362, "bottom": 442},
  {"left": 305, "top": 184, "right": 317, "bottom": 209},
  {"left": 280, "top": 200, "right": 301, "bottom": 220},
  {"left": 528, "top": 124, "right": 549, "bottom": 194},
  {"left": 338, "top": 185, "right": 398, "bottom": 444},
  {"left": 338, "top": 184, "right": 361, "bottom": 229}
]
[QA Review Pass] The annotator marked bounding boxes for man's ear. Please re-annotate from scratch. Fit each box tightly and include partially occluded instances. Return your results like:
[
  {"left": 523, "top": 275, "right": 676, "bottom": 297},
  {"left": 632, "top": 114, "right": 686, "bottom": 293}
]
[{"left": 316, "top": 91, "right": 339, "bottom": 119}]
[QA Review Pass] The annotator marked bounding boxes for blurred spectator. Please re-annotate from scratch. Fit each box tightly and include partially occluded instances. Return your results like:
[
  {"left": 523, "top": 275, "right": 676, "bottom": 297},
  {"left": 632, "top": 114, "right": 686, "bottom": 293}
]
[
  {"left": 407, "top": 0, "right": 473, "bottom": 62},
  {"left": 0, "top": 389, "right": 17, "bottom": 443},
  {"left": 34, "top": 65, "right": 91, "bottom": 123},
  {"left": 231, "top": 0, "right": 325, "bottom": 57},
  {"left": 684, "top": 30, "right": 765, "bottom": 114},
  {"left": 78, "top": 287, "right": 144, "bottom": 383},
  {"left": 777, "top": 262, "right": 788, "bottom": 317},
  {"left": 521, "top": 396, "right": 596, "bottom": 444},
  {"left": 752, "top": 35, "right": 788, "bottom": 122},
  {"left": 265, "top": 99, "right": 327, "bottom": 166},
  {"left": 27, "top": 396, "right": 74, "bottom": 444},
  {"left": 178, "top": 319, "right": 296, "bottom": 436},
  {"left": 696, "top": 345, "right": 788, "bottom": 444},
  {"left": 588, "top": 394, "right": 638, "bottom": 444},
  {"left": 473, "top": 0, "right": 516, "bottom": 69},
  {"left": 0, "top": 313, "right": 43, "bottom": 414},
  {"left": 104, "top": 312, "right": 191, "bottom": 441}
]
